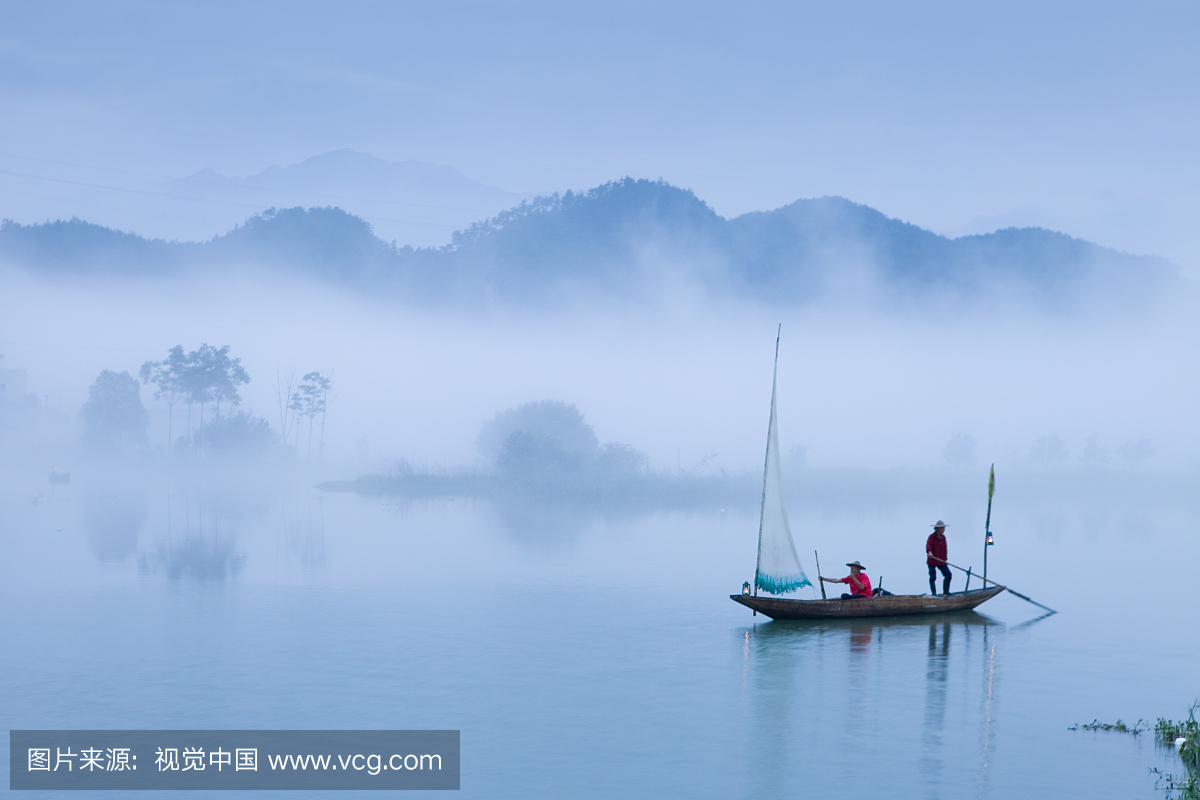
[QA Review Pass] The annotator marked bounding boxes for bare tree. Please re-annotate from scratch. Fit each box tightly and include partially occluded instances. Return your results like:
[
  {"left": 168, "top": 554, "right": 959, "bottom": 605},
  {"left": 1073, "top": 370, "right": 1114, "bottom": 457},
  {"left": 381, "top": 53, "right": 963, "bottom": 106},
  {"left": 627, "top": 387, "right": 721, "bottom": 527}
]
[
  {"left": 296, "top": 371, "right": 332, "bottom": 459},
  {"left": 318, "top": 376, "right": 334, "bottom": 459},
  {"left": 276, "top": 366, "right": 298, "bottom": 444},
  {"left": 288, "top": 390, "right": 305, "bottom": 449}
]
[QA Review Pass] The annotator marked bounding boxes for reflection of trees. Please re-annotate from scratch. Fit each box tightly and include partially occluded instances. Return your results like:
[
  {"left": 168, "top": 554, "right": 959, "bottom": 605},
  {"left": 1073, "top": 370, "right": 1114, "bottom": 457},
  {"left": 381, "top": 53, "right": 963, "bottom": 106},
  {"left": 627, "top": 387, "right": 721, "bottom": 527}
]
[
  {"left": 489, "top": 497, "right": 591, "bottom": 550},
  {"left": 140, "top": 538, "right": 246, "bottom": 581},
  {"left": 487, "top": 490, "right": 728, "bottom": 548},
  {"left": 139, "top": 494, "right": 246, "bottom": 581},
  {"left": 348, "top": 467, "right": 752, "bottom": 550},
  {"left": 345, "top": 461, "right": 756, "bottom": 541},
  {"left": 83, "top": 494, "right": 145, "bottom": 562},
  {"left": 277, "top": 496, "right": 326, "bottom": 568}
]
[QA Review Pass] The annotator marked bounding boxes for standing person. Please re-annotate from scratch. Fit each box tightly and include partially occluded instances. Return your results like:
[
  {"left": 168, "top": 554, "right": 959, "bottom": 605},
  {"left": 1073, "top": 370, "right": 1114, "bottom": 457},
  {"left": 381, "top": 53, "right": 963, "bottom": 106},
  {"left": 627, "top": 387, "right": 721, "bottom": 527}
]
[
  {"left": 926, "top": 521, "right": 952, "bottom": 595},
  {"left": 819, "top": 561, "right": 872, "bottom": 599}
]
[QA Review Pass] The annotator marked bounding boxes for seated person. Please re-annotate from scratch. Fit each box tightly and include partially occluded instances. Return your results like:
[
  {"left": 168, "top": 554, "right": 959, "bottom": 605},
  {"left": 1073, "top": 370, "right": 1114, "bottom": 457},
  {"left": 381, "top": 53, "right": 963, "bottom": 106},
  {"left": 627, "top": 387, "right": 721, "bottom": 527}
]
[{"left": 819, "top": 561, "right": 872, "bottom": 599}]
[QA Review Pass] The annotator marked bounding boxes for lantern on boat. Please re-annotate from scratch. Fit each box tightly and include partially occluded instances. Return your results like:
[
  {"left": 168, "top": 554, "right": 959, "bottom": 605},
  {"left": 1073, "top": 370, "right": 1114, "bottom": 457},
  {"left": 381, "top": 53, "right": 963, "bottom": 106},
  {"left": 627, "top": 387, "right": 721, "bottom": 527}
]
[{"left": 742, "top": 582, "right": 751, "bottom": 596}]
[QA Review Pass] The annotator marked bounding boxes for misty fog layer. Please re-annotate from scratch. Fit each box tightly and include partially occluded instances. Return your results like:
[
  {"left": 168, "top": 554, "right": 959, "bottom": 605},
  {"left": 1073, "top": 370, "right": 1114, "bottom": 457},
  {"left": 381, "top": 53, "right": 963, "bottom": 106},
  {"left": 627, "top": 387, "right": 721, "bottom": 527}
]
[{"left": 3, "top": 259, "right": 1196, "bottom": 474}]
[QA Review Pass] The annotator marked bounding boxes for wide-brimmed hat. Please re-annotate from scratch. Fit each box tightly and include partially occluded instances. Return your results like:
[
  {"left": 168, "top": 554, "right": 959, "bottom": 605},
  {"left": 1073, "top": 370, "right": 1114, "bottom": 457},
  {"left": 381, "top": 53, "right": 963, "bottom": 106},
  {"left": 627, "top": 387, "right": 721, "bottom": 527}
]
[
  {"left": 931, "top": 520, "right": 948, "bottom": 529},
  {"left": 846, "top": 560, "right": 865, "bottom": 569}
]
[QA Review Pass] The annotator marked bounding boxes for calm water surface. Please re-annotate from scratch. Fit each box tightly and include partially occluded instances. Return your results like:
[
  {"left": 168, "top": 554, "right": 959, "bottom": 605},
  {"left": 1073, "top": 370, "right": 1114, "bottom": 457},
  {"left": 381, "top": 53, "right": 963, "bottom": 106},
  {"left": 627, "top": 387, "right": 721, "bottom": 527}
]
[{"left": 2, "top": 472, "right": 1198, "bottom": 799}]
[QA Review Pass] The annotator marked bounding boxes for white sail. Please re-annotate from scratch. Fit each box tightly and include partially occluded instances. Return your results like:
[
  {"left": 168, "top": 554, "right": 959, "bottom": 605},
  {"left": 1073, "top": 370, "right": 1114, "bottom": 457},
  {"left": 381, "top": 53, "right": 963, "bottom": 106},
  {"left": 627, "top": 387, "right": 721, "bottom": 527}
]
[{"left": 754, "top": 332, "right": 811, "bottom": 595}]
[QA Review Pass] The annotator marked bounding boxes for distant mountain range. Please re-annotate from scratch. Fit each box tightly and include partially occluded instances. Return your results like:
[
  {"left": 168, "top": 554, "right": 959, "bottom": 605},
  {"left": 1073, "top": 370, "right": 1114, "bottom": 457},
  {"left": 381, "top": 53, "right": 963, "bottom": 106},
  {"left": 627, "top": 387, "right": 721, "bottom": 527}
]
[
  {"left": 0, "top": 150, "right": 524, "bottom": 249},
  {"left": 0, "top": 178, "right": 1177, "bottom": 310},
  {"left": 154, "top": 149, "right": 524, "bottom": 247}
]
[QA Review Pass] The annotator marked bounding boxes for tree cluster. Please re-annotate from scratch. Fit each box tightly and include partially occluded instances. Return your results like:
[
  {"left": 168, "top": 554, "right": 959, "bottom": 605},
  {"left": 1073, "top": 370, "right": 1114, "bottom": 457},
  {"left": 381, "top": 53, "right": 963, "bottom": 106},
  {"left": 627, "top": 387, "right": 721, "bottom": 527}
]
[
  {"left": 481, "top": 400, "right": 648, "bottom": 495},
  {"left": 80, "top": 370, "right": 149, "bottom": 451},
  {"left": 139, "top": 344, "right": 250, "bottom": 453},
  {"left": 477, "top": 400, "right": 599, "bottom": 462},
  {"left": 80, "top": 344, "right": 334, "bottom": 458}
]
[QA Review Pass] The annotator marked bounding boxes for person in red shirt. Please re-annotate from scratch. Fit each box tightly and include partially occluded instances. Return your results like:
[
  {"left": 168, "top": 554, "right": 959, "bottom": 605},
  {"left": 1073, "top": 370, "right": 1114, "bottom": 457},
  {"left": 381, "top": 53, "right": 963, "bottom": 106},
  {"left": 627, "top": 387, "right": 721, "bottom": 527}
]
[
  {"left": 926, "top": 520, "right": 952, "bottom": 595},
  {"left": 819, "top": 561, "right": 872, "bottom": 599}
]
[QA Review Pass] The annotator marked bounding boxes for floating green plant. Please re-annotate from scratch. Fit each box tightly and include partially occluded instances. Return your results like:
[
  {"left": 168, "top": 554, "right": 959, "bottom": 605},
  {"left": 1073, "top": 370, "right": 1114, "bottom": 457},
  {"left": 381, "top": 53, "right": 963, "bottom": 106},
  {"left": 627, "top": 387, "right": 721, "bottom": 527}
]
[
  {"left": 1152, "top": 703, "right": 1198, "bottom": 799},
  {"left": 1155, "top": 704, "right": 1199, "bottom": 767},
  {"left": 1069, "top": 718, "right": 1149, "bottom": 734},
  {"left": 1071, "top": 702, "right": 1197, "bottom": 799}
]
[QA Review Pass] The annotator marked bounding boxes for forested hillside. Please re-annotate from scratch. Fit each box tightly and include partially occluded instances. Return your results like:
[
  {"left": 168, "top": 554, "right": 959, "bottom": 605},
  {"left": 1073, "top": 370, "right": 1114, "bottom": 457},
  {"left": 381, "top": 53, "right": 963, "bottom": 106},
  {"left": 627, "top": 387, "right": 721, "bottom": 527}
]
[{"left": 0, "top": 178, "right": 1175, "bottom": 309}]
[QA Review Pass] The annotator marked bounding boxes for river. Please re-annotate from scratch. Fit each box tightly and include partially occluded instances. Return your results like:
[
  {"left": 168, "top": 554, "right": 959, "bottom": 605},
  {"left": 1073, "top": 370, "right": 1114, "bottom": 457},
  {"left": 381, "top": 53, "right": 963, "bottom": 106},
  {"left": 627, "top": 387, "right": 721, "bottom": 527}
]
[{"left": 2, "top": 467, "right": 1197, "bottom": 798}]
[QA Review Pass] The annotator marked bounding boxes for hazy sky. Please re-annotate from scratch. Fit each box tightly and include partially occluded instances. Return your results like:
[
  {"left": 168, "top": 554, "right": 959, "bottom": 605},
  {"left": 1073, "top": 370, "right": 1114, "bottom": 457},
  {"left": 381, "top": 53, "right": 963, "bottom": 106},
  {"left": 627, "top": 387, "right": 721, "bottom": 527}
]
[{"left": 2, "top": 1, "right": 1199, "bottom": 270}]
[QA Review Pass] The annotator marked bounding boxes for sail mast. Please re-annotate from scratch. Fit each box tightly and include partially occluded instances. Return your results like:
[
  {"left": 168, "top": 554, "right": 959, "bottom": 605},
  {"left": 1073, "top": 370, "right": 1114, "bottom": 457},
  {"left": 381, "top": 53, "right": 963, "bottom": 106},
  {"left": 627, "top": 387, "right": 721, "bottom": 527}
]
[{"left": 753, "top": 324, "right": 782, "bottom": 597}]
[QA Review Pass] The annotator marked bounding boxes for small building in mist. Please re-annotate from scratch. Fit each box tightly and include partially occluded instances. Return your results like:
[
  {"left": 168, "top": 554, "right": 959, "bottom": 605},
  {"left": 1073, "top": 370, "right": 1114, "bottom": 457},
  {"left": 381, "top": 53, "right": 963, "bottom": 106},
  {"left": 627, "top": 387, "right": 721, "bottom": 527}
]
[{"left": 0, "top": 369, "right": 28, "bottom": 403}]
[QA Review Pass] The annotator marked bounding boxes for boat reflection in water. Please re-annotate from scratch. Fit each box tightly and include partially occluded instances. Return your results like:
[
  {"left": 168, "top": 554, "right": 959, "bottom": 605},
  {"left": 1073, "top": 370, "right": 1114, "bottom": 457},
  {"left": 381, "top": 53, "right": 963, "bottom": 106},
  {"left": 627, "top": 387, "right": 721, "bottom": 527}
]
[{"left": 739, "top": 610, "right": 1016, "bottom": 798}]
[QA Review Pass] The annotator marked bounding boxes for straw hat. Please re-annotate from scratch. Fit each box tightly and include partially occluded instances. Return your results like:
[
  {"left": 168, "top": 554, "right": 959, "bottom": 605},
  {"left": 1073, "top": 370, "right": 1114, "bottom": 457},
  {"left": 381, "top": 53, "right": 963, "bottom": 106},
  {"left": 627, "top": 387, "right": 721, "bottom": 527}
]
[
  {"left": 931, "top": 520, "right": 948, "bottom": 529},
  {"left": 845, "top": 561, "right": 865, "bottom": 569}
]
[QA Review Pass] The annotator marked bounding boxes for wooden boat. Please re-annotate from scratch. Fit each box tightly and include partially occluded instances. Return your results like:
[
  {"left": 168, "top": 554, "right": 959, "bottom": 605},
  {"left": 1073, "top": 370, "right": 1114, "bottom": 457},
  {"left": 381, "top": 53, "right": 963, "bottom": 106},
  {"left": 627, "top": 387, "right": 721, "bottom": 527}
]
[
  {"left": 729, "top": 329, "right": 1005, "bottom": 620},
  {"left": 731, "top": 585, "right": 1004, "bottom": 620}
]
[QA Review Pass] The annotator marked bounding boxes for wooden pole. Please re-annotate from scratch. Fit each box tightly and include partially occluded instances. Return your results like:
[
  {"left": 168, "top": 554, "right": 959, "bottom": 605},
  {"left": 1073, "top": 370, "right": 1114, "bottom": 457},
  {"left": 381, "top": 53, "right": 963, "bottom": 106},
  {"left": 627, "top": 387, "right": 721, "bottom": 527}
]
[
  {"left": 814, "top": 550, "right": 827, "bottom": 600},
  {"left": 984, "top": 464, "right": 994, "bottom": 583},
  {"left": 937, "top": 557, "right": 1056, "bottom": 614}
]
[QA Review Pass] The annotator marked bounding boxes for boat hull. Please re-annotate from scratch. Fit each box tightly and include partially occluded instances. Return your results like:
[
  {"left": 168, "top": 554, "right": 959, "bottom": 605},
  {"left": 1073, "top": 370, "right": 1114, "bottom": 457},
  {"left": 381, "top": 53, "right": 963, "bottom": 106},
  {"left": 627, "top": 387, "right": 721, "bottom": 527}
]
[{"left": 730, "top": 585, "right": 1005, "bottom": 619}]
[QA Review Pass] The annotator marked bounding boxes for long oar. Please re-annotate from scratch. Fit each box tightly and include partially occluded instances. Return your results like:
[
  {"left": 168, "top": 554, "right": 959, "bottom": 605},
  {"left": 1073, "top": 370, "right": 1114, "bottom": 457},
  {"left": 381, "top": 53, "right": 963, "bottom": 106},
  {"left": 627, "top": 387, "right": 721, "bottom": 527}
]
[
  {"left": 935, "top": 557, "right": 1056, "bottom": 614},
  {"left": 814, "top": 550, "right": 827, "bottom": 599}
]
